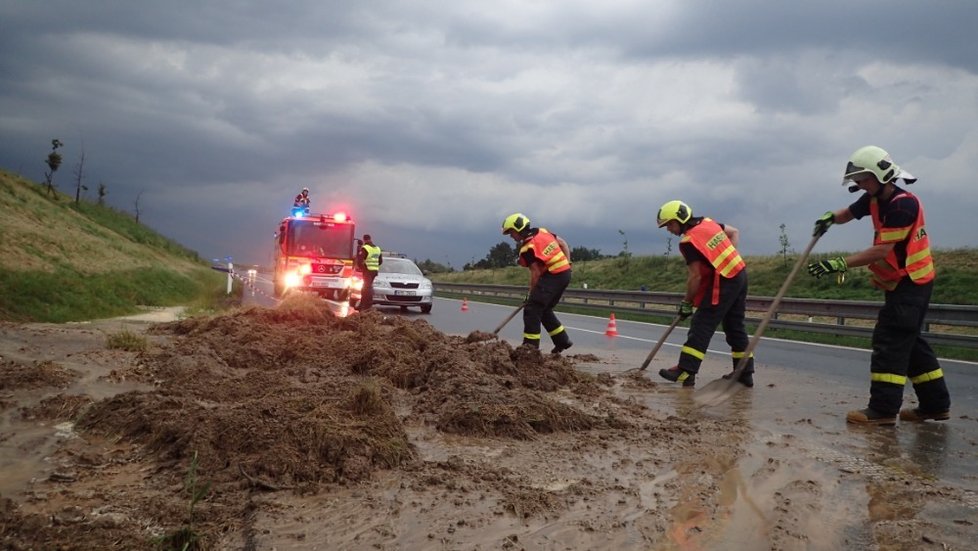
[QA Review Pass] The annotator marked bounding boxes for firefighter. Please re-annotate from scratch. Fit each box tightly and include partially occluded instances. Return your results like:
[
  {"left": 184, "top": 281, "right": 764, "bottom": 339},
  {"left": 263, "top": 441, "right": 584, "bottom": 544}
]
[
  {"left": 501, "top": 213, "right": 573, "bottom": 353},
  {"left": 293, "top": 187, "right": 311, "bottom": 208},
  {"left": 655, "top": 200, "right": 753, "bottom": 388},
  {"left": 807, "top": 145, "right": 950, "bottom": 426},
  {"left": 357, "top": 234, "right": 382, "bottom": 311}
]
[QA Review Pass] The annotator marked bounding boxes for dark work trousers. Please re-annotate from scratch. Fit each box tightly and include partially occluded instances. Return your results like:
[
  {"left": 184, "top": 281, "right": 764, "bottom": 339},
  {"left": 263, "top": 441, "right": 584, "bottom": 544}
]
[
  {"left": 677, "top": 270, "right": 752, "bottom": 375},
  {"left": 522, "top": 270, "right": 572, "bottom": 348},
  {"left": 360, "top": 270, "right": 378, "bottom": 310},
  {"left": 869, "top": 278, "right": 950, "bottom": 416}
]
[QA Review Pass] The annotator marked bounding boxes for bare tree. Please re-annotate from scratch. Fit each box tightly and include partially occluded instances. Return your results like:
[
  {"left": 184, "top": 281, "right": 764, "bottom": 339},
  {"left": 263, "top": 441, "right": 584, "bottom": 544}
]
[
  {"left": 664, "top": 236, "right": 673, "bottom": 256},
  {"left": 779, "top": 223, "right": 792, "bottom": 267},
  {"left": 73, "top": 144, "right": 89, "bottom": 205},
  {"left": 97, "top": 181, "right": 107, "bottom": 206},
  {"left": 134, "top": 190, "right": 144, "bottom": 223},
  {"left": 43, "top": 138, "right": 64, "bottom": 197}
]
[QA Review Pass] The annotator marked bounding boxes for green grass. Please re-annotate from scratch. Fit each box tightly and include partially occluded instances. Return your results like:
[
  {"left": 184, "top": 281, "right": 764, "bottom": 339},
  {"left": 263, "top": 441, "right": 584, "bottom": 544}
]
[
  {"left": 0, "top": 266, "right": 226, "bottom": 323},
  {"left": 105, "top": 330, "right": 148, "bottom": 352},
  {"left": 434, "top": 248, "right": 978, "bottom": 305},
  {"left": 1, "top": 168, "right": 238, "bottom": 323}
]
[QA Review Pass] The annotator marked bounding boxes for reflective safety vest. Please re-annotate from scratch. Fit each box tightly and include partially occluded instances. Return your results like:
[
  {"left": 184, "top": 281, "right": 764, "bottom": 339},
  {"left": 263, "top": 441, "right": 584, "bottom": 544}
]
[
  {"left": 868, "top": 192, "right": 935, "bottom": 291},
  {"left": 362, "top": 244, "right": 382, "bottom": 272},
  {"left": 681, "top": 218, "right": 745, "bottom": 305},
  {"left": 518, "top": 228, "right": 571, "bottom": 274}
]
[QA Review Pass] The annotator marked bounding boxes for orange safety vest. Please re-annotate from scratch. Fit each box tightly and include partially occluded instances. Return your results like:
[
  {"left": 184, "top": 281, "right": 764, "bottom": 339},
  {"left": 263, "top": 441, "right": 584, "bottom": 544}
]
[
  {"left": 518, "top": 228, "right": 571, "bottom": 274},
  {"left": 681, "top": 218, "right": 745, "bottom": 305},
  {"left": 868, "top": 191, "right": 935, "bottom": 291}
]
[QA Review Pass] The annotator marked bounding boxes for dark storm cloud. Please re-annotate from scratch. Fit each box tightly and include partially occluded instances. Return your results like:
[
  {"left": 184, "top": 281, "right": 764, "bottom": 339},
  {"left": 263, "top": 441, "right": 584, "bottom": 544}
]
[{"left": 1, "top": 1, "right": 976, "bottom": 267}]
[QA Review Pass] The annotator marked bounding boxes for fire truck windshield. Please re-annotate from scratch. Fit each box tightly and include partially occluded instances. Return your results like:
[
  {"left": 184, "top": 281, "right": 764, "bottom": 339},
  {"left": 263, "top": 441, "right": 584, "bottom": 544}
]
[{"left": 287, "top": 219, "right": 354, "bottom": 258}]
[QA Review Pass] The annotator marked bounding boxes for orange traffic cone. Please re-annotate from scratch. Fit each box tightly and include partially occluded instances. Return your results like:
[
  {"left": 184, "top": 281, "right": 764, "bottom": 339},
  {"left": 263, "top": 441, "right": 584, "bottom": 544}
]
[
  {"left": 605, "top": 312, "right": 619, "bottom": 337},
  {"left": 461, "top": 298, "right": 469, "bottom": 312}
]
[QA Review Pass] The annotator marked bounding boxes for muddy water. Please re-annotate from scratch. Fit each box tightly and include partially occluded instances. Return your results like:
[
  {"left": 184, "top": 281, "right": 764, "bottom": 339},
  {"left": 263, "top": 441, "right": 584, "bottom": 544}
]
[{"left": 0, "top": 322, "right": 151, "bottom": 497}]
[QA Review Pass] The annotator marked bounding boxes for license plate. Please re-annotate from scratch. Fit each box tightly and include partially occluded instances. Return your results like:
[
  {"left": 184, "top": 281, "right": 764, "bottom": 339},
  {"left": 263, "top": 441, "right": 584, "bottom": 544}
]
[
  {"left": 310, "top": 279, "right": 343, "bottom": 288},
  {"left": 394, "top": 290, "right": 416, "bottom": 296}
]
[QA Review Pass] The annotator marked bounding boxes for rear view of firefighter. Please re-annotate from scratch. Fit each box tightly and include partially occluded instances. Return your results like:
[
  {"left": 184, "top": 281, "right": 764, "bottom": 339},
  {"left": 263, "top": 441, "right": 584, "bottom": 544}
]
[
  {"left": 501, "top": 213, "right": 573, "bottom": 353},
  {"left": 357, "top": 234, "right": 382, "bottom": 311},
  {"left": 655, "top": 200, "right": 753, "bottom": 388},
  {"left": 807, "top": 146, "right": 950, "bottom": 426}
]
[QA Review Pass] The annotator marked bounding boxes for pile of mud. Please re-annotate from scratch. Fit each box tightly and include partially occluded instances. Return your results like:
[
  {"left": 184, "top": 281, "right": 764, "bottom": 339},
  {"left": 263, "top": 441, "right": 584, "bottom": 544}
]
[{"left": 76, "top": 296, "right": 619, "bottom": 492}]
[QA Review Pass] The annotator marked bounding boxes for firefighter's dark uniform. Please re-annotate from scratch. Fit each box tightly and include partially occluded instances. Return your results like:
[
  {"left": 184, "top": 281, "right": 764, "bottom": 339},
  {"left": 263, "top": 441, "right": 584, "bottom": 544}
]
[
  {"left": 517, "top": 228, "right": 572, "bottom": 350},
  {"left": 676, "top": 217, "right": 753, "bottom": 378},
  {"left": 849, "top": 186, "right": 950, "bottom": 416}
]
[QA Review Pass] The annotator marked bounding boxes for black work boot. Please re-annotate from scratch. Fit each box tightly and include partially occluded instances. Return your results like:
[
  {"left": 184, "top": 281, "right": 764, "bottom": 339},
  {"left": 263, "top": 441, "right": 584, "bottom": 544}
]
[
  {"left": 658, "top": 366, "right": 695, "bottom": 387},
  {"left": 518, "top": 338, "right": 540, "bottom": 351},
  {"left": 550, "top": 332, "right": 573, "bottom": 354},
  {"left": 723, "top": 356, "right": 754, "bottom": 387}
]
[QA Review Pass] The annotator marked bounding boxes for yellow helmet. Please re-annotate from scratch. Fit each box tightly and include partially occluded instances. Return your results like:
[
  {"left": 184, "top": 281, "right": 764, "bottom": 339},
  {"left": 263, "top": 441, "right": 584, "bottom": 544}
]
[
  {"left": 656, "top": 200, "right": 692, "bottom": 227},
  {"left": 501, "top": 213, "right": 530, "bottom": 234}
]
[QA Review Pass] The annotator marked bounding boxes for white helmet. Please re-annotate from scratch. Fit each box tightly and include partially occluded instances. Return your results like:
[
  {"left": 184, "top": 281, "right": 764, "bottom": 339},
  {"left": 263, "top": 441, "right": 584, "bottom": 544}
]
[{"left": 843, "top": 146, "right": 916, "bottom": 187}]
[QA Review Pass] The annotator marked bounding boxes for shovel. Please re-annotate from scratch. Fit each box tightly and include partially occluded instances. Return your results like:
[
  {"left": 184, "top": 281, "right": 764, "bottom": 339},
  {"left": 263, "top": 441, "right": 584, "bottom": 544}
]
[
  {"left": 623, "top": 315, "right": 683, "bottom": 374},
  {"left": 693, "top": 233, "right": 821, "bottom": 408},
  {"left": 493, "top": 303, "right": 525, "bottom": 335}
]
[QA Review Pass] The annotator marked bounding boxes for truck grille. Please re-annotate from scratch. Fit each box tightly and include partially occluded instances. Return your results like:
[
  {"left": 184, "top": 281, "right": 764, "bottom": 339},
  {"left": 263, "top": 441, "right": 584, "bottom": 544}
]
[{"left": 312, "top": 263, "right": 343, "bottom": 275}]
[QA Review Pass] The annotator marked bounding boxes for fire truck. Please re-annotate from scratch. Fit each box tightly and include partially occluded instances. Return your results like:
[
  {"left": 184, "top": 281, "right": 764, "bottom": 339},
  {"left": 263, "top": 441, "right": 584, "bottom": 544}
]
[{"left": 273, "top": 209, "right": 358, "bottom": 300}]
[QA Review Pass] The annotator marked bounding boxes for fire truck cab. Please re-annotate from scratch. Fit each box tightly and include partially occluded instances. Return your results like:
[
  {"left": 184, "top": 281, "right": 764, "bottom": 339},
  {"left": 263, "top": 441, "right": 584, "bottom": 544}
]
[{"left": 273, "top": 210, "right": 358, "bottom": 300}]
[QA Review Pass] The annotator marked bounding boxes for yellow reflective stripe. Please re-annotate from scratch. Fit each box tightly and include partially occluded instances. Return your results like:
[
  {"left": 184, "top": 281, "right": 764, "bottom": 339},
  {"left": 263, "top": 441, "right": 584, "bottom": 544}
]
[
  {"left": 681, "top": 345, "right": 705, "bottom": 360},
  {"left": 717, "top": 252, "right": 744, "bottom": 277},
  {"left": 731, "top": 351, "right": 753, "bottom": 359},
  {"left": 677, "top": 371, "right": 691, "bottom": 383},
  {"left": 879, "top": 226, "right": 911, "bottom": 242},
  {"left": 908, "top": 262, "right": 934, "bottom": 281},
  {"left": 713, "top": 245, "right": 735, "bottom": 266},
  {"left": 906, "top": 246, "right": 931, "bottom": 266},
  {"left": 547, "top": 325, "right": 566, "bottom": 336},
  {"left": 546, "top": 255, "right": 570, "bottom": 270},
  {"left": 871, "top": 372, "right": 907, "bottom": 385},
  {"left": 523, "top": 333, "right": 541, "bottom": 340},
  {"left": 910, "top": 369, "right": 944, "bottom": 384}
]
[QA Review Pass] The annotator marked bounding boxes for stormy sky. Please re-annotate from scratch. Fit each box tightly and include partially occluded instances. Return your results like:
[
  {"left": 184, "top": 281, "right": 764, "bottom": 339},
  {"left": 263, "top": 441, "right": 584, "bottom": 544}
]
[{"left": 2, "top": 1, "right": 976, "bottom": 270}]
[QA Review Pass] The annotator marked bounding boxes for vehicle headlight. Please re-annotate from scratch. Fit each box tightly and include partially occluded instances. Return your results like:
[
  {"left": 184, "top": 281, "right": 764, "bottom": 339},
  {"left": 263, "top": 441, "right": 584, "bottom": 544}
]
[
  {"left": 420, "top": 280, "right": 432, "bottom": 290},
  {"left": 373, "top": 280, "right": 391, "bottom": 289},
  {"left": 284, "top": 272, "right": 301, "bottom": 288}
]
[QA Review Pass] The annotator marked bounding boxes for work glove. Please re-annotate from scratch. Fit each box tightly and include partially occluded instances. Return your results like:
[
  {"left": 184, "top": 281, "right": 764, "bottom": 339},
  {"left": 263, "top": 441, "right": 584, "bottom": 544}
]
[
  {"left": 812, "top": 211, "right": 835, "bottom": 237},
  {"left": 677, "top": 300, "right": 694, "bottom": 321},
  {"left": 807, "top": 257, "right": 847, "bottom": 280}
]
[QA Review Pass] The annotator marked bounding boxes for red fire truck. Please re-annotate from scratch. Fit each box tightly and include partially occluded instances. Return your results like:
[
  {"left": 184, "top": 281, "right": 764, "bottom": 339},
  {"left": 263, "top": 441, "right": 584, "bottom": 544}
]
[{"left": 273, "top": 210, "right": 358, "bottom": 300}]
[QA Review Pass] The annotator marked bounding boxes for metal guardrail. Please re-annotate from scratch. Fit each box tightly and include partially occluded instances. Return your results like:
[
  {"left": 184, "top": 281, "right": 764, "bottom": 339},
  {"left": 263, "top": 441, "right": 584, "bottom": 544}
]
[{"left": 435, "top": 282, "right": 978, "bottom": 349}]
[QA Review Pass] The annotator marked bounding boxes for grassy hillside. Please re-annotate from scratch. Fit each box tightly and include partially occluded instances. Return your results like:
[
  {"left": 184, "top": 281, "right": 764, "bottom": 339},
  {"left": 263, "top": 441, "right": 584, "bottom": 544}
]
[
  {"left": 0, "top": 169, "right": 227, "bottom": 322},
  {"left": 432, "top": 249, "right": 978, "bottom": 305}
]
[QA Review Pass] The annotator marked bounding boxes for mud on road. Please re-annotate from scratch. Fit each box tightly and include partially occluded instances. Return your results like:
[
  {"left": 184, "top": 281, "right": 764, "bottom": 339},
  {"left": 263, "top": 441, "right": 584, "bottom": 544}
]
[{"left": 1, "top": 296, "right": 975, "bottom": 550}]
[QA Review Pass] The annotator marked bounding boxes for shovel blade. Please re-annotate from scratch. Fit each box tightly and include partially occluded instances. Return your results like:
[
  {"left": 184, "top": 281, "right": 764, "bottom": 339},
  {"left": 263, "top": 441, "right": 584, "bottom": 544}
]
[{"left": 692, "top": 377, "right": 748, "bottom": 408}]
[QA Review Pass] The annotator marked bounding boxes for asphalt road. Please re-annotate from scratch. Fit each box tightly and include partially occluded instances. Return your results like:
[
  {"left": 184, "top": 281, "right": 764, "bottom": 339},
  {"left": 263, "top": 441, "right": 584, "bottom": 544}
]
[{"left": 241, "top": 275, "right": 978, "bottom": 496}]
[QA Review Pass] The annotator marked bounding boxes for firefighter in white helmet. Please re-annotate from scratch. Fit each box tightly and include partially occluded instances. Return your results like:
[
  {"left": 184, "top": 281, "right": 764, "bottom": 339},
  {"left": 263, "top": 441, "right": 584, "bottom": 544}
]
[
  {"left": 808, "top": 146, "right": 950, "bottom": 426},
  {"left": 501, "top": 213, "right": 573, "bottom": 354},
  {"left": 655, "top": 200, "right": 752, "bottom": 388}
]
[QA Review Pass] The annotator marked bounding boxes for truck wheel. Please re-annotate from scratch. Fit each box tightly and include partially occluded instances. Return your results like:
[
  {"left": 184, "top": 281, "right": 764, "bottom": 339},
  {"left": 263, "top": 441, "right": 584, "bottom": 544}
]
[{"left": 421, "top": 304, "right": 432, "bottom": 314}]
